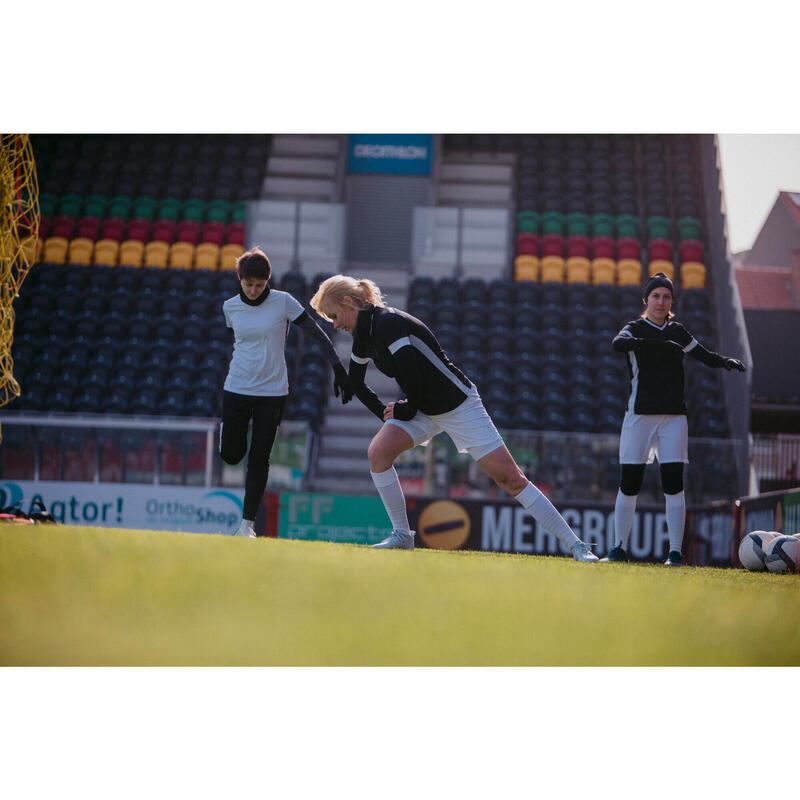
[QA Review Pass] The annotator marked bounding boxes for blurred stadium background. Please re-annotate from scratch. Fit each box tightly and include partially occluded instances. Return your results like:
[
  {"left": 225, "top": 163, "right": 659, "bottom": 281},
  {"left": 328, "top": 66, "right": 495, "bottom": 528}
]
[{"left": 2, "top": 132, "right": 798, "bottom": 561}]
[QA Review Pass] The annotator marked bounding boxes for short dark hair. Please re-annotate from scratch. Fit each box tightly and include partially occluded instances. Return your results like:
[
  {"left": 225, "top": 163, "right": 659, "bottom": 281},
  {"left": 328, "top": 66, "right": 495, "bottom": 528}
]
[{"left": 236, "top": 247, "right": 271, "bottom": 282}]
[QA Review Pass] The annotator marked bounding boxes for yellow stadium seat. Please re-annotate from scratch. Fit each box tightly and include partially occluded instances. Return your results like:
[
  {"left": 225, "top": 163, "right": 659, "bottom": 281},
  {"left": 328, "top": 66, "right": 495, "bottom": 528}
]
[
  {"left": 94, "top": 238, "right": 119, "bottom": 267},
  {"left": 514, "top": 255, "right": 539, "bottom": 282},
  {"left": 617, "top": 258, "right": 642, "bottom": 286},
  {"left": 648, "top": 259, "right": 674, "bottom": 281},
  {"left": 20, "top": 236, "right": 42, "bottom": 264},
  {"left": 169, "top": 241, "right": 194, "bottom": 270},
  {"left": 43, "top": 236, "right": 69, "bottom": 264},
  {"left": 68, "top": 237, "right": 94, "bottom": 267},
  {"left": 566, "top": 256, "right": 590, "bottom": 284},
  {"left": 144, "top": 240, "right": 169, "bottom": 269},
  {"left": 591, "top": 257, "right": 616, "bottom": 285},
  {"left": 680, "top": 261, "right": 706, "bottom": 289},
  {"left": 195, "top": 242, "right": 220, "bottom": 270},
  {"left": 119, "top": 240, "right": 145, "bottom": 268},
  {"left": 540, "top": 255, "right": 565, "bottom": 283},
  {"left": 220, "top": 243, "right": 244, "bottom": 271}
]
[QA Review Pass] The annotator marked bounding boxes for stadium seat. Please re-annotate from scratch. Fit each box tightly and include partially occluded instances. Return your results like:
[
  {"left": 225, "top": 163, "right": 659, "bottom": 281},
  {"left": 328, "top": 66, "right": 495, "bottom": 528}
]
[
  {"left": 194, "top": 242, "right": 219, "bottom": 270},
  {"left": 677, "top": 217, "right": 702, "bottom": 241},
  {"left": 516, "top": 233, "right": 538, "bottom": 256},
  {"left": 541, "top": 234, "right": 564, "bottom": 257},
  {"left": 169, "top": 242, "right": 194, "bottom": 269},
  {"left": 145, "top": 241, "right": 169, "bottom": 269},
  {"left": 67, "top": 237, "right": 93, "bottom": 267},
  {"left": 151, "top": 220, "right": 177, "bottom": 243},
  {"left": 126, "top": 219, "right": 151, "bottom": 243},
  {"left": 566, "top": 257, "right": 590, "bottom": 284},
  {"left": 540, "top": 255, "right": 565, "bottom": 283},
  {"left": 119, "top": 239, "right": 145, "bottom": 268},
  {"left": 616, "top": 215, "right": 639, "bottom": 239},
  {"left": 76, "top": 216, "right": 102, "bottom": 240},
  {"left": 220, "top": 243, "right": 243, "bottom": 270},
  {"left": 617, "top": 259, "right": 642, "bottom": 286},
  {"left": 680, "top": 261, "right": 706, "bottom": 289},
  {"left": 94, "top": 238, "right": 119, "bottom": 267},
  {"left": 101, "top": 218, "right": 127, "bottom": 243},
  {"left": 616, "top": 237, "right": 641, "bottom": 260},
  {"left": 679, "top": 239, "right": 705, "bottom": 264},
  {"left": 648, "top": 259, "right": 674, "bottom": 280},
  {"left": 43, "top": 236, "right": 69, "bottom": 264}
]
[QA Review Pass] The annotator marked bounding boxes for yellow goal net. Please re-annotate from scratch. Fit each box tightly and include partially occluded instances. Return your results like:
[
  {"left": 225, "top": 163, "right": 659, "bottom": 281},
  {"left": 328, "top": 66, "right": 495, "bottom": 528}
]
[{"left": 0, "top": 134, "right": 40, "bottom": 441}]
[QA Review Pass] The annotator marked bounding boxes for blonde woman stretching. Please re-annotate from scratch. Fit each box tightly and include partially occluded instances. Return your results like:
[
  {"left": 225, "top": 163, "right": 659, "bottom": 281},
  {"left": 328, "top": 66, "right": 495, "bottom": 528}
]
[{"left": 310, "top": 275, "right": 598, "bottom": 560}]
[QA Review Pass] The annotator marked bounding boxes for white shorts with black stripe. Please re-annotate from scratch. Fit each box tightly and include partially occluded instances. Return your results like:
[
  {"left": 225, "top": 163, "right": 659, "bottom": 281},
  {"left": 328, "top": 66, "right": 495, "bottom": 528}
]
[
  {"left": 387, "top": 388, "right": 505, "bottom": 461},
  {"left": 619, "top": 411, "right": 689, "bottom": 465}
]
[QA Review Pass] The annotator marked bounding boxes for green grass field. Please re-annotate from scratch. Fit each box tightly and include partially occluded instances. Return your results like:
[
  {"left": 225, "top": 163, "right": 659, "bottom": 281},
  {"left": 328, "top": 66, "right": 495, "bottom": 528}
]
[{"left": 1, "top": 524, "right": 798, "bottom": 665}]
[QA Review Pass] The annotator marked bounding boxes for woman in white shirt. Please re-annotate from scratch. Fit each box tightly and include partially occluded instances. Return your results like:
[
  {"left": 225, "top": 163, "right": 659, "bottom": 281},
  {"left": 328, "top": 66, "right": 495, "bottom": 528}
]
[{"left": 221, "top": 248, "right": 353, "bottom": 537}]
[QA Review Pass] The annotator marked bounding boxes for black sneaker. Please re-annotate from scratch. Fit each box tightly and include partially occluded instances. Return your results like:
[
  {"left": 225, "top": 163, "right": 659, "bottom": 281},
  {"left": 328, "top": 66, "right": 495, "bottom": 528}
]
[
  {"left": 602, "top": 544, "right": 628, "bottom": 562},
  {"left": 664, "top": 550, "right": 683, "bottom": 566}
]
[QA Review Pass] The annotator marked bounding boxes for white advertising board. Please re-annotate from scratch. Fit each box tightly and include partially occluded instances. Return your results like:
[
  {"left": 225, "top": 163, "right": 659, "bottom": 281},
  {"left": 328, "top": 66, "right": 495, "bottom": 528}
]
[{"left": 0, "top": 480, "right": 244, "bottom": 535}]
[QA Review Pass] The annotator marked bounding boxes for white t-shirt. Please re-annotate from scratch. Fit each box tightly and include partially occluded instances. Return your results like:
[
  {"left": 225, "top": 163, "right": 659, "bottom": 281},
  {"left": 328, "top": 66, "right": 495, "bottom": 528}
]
[{"left": 223, "top": 290, "right": 304, "bottom": 396}]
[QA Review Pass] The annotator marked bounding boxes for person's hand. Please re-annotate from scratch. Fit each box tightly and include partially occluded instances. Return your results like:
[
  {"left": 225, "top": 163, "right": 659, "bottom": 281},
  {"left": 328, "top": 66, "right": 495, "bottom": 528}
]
[
  {"left": 724, "top": 358, "right": 746, "bottom": 372},
  {"left": 383, "top": 401, "right": 397, "bottom": 421},
  {"left": 333, "top": 364, "right": 354, "bottom": 403}
]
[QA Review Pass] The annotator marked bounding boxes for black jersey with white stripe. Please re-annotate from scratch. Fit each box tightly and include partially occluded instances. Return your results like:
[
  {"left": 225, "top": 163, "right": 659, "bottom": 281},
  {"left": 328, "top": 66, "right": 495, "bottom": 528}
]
[
  {"left": 612, "top": 316, "right": 726, "bottom": 415},
  {"left": 349, "top": 304, "right": 473, "bottom": 420}
]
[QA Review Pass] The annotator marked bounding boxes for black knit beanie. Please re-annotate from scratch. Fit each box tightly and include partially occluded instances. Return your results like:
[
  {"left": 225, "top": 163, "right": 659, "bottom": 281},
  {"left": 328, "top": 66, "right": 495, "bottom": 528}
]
[{"left": 643, "top": 271, "right": 674, "bottom": 301}]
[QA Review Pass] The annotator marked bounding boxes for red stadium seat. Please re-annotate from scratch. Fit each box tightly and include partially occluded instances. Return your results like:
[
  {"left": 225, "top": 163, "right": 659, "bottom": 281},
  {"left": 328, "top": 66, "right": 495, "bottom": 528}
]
[
  {"left": 76, "top": 216, "right": 102, "bottom": 240},
  {"left": 177, "top": 220, "right": 201, "bottom": 244},
  {"left": 616, "top": 237, "right": 641, "bottom": 260},
  {"left": 566, "top": 235, "right": 590, "bottom": 258},
  {"left": 592, "top": 236, "right": 615, "bottom": 259},
  {"left": 679, "top": 239, "right": 704, "bottom": 264},
  {"left": 151, "top": 219, "right": 176, "bottom": 243},
  {"left": 201, "top": 221, "right": 226, "bottom": 245},
  {"left": 541, "top": 234, "right": 564, "bottom": 257},
  {"left": 126, "top": 218, "right": 151, "bottom": 243},
  {"left": 515, "top": 233, "right": 538, "bottom": 256},
  {"left": 225, "top": 222, "right": 246, "bottom": 246},
  {"left": 648, "top": 238, "right": 673, "bottom": 261},
  {"left": 51, "top": 215, "right": 76, "bottom": 239},
  {"left": 101, "top": 217, "right": 127, "bottom": 242}
]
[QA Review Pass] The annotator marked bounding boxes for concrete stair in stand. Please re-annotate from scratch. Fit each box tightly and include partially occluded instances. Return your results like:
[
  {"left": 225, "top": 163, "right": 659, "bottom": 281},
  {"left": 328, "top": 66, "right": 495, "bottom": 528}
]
[{"left": 310, "top": 263, "right": 410, "bottom": 496}]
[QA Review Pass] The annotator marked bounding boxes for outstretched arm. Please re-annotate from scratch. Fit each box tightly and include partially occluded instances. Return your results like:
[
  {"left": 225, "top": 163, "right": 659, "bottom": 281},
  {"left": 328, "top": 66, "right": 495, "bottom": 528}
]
[
  {"left": 292, "top": 311, "right": 354, "bottom": 402},
  {"left": 687, "top": 341, "right": 745, "bottom": 371}
]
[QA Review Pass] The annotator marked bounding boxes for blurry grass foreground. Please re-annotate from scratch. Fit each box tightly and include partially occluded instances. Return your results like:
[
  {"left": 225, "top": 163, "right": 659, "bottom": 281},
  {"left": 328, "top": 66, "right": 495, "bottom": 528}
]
[{"left": 1, "top": 525, "right": 799, "bottom": 666}]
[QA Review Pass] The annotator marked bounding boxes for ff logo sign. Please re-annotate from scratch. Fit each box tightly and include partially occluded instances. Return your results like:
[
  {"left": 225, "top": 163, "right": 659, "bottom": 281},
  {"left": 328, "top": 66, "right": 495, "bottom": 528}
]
[{"left": 418, "top": 500, "right": 470, "bottom": 550}]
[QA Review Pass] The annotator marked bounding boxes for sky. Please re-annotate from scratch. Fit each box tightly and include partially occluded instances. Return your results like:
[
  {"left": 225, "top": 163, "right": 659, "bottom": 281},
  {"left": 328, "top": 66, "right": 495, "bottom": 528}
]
[{"left": 718, "top": 135, "right": 800, "bottom": 254}]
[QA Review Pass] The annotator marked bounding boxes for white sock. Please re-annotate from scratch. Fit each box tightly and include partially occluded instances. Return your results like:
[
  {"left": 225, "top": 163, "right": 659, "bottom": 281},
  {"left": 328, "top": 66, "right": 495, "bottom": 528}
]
[
  {"left": 370, "top": 467, "right": 410, "bottom": 532},
  {"left": 515, "top": 482, "right": 580, "bottom": 548},
  {"left": 665, "top": 491, "right": 686, "bottom": 553},
  {"left": 614, "top": 491, "right": 638, "bottom": 549}
]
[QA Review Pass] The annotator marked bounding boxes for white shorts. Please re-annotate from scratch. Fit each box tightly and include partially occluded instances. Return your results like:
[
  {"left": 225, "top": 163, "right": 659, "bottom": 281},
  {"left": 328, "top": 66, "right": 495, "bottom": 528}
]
[
  {"left": 619, "top": 411, "right": 689, "bottom": 464},
  {"left": 387, "top": 389, "right": 505, "bottom": 461}
]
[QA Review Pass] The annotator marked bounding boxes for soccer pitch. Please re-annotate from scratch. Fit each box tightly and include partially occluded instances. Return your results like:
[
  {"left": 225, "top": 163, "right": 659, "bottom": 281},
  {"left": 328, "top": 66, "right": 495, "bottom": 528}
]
[{"left": 1, "top": 524, "right": 798, "bottom": 666}]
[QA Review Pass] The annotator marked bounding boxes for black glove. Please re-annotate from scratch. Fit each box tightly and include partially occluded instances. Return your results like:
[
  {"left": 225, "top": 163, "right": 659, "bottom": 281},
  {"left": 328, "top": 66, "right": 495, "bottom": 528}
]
[
  {"left": 724, "top": 358, "right": 746, "bottom": 372},
  {"left": 333, "top": 364, "right": 354, "bottom": 403},
  {"left": 391, "top": 399, "right": 417, "bottom": 421}
]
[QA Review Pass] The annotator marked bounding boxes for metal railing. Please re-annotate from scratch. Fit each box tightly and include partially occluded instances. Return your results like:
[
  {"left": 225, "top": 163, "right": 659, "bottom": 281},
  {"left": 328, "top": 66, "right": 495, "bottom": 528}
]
[{"left": 0, "top": 412, "right": 312, "bottom": 491}]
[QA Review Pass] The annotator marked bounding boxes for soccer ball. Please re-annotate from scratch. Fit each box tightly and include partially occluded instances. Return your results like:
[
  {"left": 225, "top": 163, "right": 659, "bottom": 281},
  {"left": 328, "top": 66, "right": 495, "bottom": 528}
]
[
  {"left": 764, "top": 535, "right": 800, "bottom": 574},
  {"left": 738, "top": 531, "right": 779, "bottom": 571}
]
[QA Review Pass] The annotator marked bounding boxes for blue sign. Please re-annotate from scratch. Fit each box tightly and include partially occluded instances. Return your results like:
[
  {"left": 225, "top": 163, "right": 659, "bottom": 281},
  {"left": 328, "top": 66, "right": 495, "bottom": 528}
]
[{"left": 347, "top": 134, "right": 433, "bottom": 175}]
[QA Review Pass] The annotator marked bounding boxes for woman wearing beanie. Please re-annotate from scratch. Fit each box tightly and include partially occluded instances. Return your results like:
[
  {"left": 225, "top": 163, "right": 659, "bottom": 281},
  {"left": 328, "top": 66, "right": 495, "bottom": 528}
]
[{"left": 606, "top": 272, "right": 746, "bottom": 565}]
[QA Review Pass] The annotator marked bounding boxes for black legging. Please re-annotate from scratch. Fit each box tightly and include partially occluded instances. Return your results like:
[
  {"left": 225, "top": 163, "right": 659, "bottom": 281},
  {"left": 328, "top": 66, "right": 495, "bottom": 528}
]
[
  {"left": 220, "top": 391, "right": 286, "bottom": 520},
  {"left": 619, "top": 462, "right": 684, "bottom": 496}
]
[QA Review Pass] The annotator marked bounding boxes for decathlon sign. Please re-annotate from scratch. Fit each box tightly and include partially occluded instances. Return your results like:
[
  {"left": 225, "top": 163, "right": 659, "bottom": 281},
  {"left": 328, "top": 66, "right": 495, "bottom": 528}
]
[{"left": 347, "top": 134, "right": 433, "bottom": 175}]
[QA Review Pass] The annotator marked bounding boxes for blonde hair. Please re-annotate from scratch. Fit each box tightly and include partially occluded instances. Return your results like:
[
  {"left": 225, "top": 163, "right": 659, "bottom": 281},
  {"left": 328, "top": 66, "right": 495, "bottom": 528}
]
[{"left": 310, "top": 275, "right": 386, "bottom": 321}]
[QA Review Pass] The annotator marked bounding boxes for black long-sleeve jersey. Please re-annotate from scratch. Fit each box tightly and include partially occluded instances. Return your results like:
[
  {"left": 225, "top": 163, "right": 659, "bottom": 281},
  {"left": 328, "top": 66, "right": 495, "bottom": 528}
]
[
  {"left": 349, "top": 304, "right": 473, "bottom": 421},
  {"left": 613, "top": 316, "right": 727, "bottom": 415}
]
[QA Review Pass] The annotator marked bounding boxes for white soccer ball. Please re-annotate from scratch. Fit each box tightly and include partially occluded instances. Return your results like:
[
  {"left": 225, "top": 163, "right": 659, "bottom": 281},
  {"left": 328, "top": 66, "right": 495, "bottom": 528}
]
[
  {"left": 764, "top": 535, "right": 800, "bottom": 574},
  {"left": 738, "top": 531, "right": 779, "bottom": 571}
]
